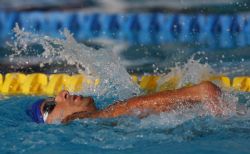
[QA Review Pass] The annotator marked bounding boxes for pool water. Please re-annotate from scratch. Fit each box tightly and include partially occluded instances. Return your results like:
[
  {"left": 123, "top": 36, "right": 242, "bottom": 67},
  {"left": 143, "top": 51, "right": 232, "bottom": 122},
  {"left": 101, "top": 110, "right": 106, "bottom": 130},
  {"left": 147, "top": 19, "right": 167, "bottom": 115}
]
[
  {"left": 0, "top": 92, "right": 250, "bottom": 154},
  {"left": 0, "top": 25, "right": 250, "bottom": 154}
]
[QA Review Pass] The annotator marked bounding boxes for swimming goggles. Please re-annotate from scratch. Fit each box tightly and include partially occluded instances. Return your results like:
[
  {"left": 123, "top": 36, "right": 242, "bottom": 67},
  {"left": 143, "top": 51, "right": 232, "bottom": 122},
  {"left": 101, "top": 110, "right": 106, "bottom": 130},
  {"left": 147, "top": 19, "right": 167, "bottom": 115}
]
[{"left": 42, "top": 97, "right": 56, "bottom": 121}]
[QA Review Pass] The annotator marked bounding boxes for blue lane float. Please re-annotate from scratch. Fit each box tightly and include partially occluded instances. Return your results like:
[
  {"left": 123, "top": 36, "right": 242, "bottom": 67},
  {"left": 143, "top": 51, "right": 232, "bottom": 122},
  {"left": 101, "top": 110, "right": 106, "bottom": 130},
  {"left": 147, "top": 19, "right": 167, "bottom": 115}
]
[{"left": 0, "top": 11, "right": 250, "bottom": 48}]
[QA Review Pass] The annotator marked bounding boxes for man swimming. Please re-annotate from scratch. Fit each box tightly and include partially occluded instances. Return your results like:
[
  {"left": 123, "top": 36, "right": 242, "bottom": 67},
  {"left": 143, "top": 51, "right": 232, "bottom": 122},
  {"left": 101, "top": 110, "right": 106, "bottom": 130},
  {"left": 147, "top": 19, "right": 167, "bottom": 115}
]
[{"left": 28, "top": 81, "right": 223, "bottom": 124}]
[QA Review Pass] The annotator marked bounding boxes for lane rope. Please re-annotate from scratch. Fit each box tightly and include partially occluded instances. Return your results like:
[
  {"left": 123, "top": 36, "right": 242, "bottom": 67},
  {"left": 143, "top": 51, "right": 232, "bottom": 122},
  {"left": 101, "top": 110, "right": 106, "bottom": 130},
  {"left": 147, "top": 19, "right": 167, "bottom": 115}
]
[
  {"left": 0, "top": 73, "right": 249, "bottom": 95},
  {"left": 0, "top": 12, "right": 250, "bottom": 48}
]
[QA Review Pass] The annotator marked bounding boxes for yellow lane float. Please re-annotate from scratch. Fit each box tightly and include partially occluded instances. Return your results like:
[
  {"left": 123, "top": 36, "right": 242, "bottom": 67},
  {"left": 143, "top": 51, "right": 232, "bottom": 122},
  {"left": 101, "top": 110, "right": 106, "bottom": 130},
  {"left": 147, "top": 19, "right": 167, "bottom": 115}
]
[
  {"left": 1, "top": 73, "right": 26, "bottom": 95},
  {"left": 0, "top": 74, "right": 2, "bottom": 90},
  {"left": 232, "top": 77, "right": 250, "bottom": 92},
  {"left": 0, "top": 73, "right": 249, "bottom": 95},
  {"left": 22, "top": 73, "right": 48, "bottom": 95}
]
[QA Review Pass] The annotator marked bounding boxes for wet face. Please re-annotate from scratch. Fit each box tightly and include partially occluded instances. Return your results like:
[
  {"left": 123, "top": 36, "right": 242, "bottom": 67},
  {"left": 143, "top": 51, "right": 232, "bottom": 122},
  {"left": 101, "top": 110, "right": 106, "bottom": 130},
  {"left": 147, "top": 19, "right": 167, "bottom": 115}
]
[{"left": 40, "top": 90, "right": 97, "bottom": 124}]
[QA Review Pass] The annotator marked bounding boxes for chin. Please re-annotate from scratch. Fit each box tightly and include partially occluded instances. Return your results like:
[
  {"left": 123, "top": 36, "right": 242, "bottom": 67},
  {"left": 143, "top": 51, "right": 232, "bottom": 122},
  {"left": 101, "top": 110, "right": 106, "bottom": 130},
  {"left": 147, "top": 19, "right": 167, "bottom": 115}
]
[
  {"left": 79, "top": 96, "right": 94, "bottom": 106},
  {"left": 74, "top": 95, "right": 92, "bottom": 104},
  {"left": 88, "top": 97, "right": 94, "bottom": 103},
  {"left": 83, "top": 97, "right": 97, "bottom": 112}
]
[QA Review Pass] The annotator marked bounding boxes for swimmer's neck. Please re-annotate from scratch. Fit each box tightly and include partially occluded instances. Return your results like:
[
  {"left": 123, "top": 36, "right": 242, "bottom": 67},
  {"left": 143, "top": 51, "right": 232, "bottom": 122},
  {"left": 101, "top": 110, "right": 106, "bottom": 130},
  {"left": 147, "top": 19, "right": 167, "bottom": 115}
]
[{"left": 62, "top": 109, "right": 101, "bottom": 122}]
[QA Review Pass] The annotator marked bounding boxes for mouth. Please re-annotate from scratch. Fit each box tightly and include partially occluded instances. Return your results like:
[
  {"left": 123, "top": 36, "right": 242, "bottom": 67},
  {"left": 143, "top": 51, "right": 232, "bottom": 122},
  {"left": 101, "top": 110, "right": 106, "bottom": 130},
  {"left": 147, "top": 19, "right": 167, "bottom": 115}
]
[
  {"left": 73, "top": 95, "right": 83, "bottom": 101},
  {"left": 72, "top": 95, "right": 94, "bottom": 105},
  {"left": 70, "top": 93, "right": 94, "bottom": 107}
]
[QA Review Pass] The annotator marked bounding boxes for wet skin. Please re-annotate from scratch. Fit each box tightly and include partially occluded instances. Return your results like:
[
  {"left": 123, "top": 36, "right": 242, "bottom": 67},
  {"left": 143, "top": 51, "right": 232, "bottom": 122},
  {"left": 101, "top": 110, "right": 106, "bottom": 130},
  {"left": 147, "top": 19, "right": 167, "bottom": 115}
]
[{"left": 40, "top": 81, "right": 222, "bottom": 124}]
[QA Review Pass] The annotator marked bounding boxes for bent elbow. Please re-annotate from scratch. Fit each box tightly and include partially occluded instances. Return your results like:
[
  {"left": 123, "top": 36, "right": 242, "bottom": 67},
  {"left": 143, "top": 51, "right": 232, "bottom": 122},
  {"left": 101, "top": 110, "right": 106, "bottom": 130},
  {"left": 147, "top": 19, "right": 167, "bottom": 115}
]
[{"left": 200, "top": 81, "right": 222, "bottom": 99}]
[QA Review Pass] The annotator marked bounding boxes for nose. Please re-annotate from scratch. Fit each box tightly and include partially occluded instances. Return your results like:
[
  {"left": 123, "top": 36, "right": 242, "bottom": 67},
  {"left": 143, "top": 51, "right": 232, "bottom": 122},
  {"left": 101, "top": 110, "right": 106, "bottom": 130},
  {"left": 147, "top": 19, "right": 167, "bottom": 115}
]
[{"left": 56, "top": 90, "right": 70, "bottom": 102}]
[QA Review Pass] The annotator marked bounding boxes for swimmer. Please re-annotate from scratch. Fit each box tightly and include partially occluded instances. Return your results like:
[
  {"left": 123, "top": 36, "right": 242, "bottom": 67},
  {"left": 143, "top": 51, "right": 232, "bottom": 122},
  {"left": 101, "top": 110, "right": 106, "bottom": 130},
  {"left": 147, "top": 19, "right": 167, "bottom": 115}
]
[{"left": 27, "top": 81, "right": 223, "bottom": 124}]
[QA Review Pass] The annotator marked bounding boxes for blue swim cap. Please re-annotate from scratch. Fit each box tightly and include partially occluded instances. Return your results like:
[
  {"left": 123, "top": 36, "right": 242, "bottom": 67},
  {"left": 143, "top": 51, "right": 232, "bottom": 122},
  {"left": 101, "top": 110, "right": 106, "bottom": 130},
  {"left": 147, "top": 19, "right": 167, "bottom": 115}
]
[{"left": 27, "top": 99, "right": 45, "bottom": 123}]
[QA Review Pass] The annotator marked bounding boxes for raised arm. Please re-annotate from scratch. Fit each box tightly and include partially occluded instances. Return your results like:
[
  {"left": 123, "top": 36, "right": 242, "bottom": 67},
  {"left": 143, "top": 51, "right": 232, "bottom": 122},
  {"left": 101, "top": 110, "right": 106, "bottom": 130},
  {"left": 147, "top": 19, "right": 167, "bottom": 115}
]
[
  {"left": 95, "top": 81, "right": 222, "bottom": 117},
  {"left": 62, "top": 81, "right": 222, "bottom": 123}
]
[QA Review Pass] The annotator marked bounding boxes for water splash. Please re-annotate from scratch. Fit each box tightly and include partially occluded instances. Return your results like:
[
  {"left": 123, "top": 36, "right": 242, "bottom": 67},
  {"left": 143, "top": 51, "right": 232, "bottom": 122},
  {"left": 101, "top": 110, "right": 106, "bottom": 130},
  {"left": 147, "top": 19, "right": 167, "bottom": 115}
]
[
  {"left": 2, "top": 25, "right": 250, "bottom": 153},
  {"left": 157, "top": 56, "right": 216, "bottom": 89},
  {"left": 7, "top": 24, "right": 140, "bottom": 105},
  {"left": 155, "top": 55, "right": 240, "bottom": 118}
]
